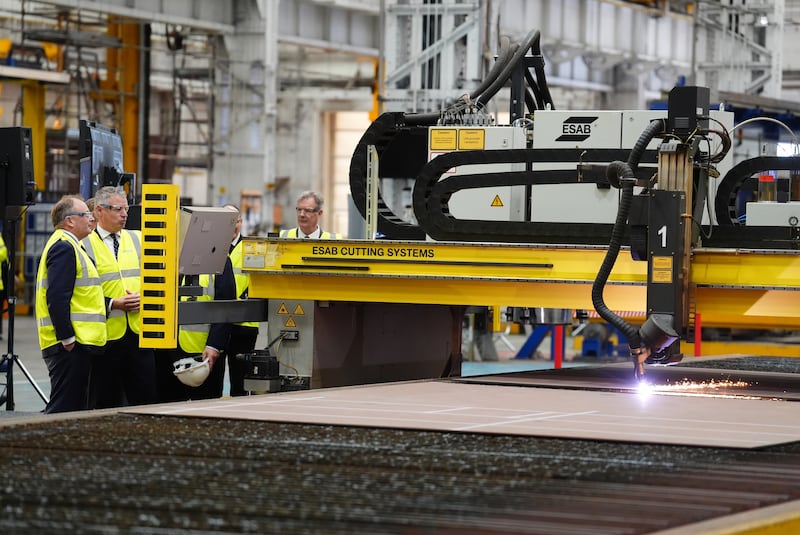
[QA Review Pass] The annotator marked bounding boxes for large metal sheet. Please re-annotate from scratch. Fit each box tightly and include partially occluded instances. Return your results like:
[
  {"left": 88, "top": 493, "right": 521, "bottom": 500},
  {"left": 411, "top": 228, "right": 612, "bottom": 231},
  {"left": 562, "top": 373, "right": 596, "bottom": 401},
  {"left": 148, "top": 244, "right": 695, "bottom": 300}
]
[{"left": 128, "top": 379, "right": 800, "bottom": 449}]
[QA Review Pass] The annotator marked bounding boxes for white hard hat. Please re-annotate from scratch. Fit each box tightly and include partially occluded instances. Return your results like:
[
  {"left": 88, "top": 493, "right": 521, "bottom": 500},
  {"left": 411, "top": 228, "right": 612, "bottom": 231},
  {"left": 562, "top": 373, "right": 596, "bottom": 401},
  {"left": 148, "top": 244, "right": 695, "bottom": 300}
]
[{"left": 173, "top": 357, "right": 210, "bottom": 387}]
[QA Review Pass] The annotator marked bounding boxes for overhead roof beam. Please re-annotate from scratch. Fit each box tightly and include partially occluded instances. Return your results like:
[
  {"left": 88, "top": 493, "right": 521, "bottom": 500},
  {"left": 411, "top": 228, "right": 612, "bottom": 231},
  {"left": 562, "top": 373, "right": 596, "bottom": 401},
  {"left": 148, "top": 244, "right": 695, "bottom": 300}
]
[
  {"left": 304, "top": 0, "right": 380, "bottom": 15},
  {"left": 22, "top": 0, "right": 235, "bottom": 34},
  {"left": 279, "top": 34, "right": 378, "bottom": 57},
  {"left": 0, "top": 63, "right": 70, "bottom": 83}
]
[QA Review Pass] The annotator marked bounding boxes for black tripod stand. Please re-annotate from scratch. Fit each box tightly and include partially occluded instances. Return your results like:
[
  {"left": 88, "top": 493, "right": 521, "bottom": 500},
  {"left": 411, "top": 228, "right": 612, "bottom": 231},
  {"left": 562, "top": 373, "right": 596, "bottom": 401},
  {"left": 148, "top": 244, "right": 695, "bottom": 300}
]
[{"left": 0, "top": 206, "right": 49, "bottom": 410}]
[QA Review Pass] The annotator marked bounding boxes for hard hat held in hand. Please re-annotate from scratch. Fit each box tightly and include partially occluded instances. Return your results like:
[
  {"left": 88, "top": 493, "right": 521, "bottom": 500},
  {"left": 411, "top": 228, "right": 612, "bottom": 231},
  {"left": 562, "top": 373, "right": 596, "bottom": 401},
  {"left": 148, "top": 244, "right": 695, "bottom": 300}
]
[{"left": 173, "top": 356, "right": 210, "bottom": 387}]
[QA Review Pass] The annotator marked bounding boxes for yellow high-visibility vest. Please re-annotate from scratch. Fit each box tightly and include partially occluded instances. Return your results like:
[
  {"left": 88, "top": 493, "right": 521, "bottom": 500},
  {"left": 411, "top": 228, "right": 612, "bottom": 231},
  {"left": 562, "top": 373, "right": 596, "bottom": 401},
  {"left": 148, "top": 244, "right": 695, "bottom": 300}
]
[
  {"left": 178, "top": 274, "right": 213, "bottom": 354},
  {"left": 279, "top": 228, "right": 342, "bottom": 239},
  {"left": 82, "top": 229, "right": 142, "bottom": 340},
  {"left": 229, "top": 240, "right": 259, "bottom": 329},
  {"left": 36, "top": 230, "right": 107, "bottom": 350}
]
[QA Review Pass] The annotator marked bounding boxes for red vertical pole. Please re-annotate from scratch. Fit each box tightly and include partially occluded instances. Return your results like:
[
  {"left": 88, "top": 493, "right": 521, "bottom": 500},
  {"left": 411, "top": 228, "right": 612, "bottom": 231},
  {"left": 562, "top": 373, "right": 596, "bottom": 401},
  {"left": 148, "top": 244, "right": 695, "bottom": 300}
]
[
  {"left": 694, "top": 313, "right": 702, "bottom": 357},
  {"left": 553, "top": 324, "right": 564, "bottom": 369}
]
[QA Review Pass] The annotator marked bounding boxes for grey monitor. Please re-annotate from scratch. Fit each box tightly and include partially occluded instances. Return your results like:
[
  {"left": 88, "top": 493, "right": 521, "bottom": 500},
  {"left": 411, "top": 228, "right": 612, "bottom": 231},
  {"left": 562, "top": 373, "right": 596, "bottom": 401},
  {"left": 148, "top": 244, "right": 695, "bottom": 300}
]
[{"left": 178, "top": 206, "right": 238, "bottom": 275}]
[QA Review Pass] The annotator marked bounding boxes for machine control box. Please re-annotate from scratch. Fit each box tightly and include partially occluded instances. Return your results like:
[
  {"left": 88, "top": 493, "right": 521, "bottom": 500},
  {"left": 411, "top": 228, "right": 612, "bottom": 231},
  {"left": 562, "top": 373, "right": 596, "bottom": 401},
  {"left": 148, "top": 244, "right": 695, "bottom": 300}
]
[
  {"left": 529, "top": 109, "right": 734, "bottom": 225},
  {"left": 745, "top": 201, "right": 800, "bottom": 226}
]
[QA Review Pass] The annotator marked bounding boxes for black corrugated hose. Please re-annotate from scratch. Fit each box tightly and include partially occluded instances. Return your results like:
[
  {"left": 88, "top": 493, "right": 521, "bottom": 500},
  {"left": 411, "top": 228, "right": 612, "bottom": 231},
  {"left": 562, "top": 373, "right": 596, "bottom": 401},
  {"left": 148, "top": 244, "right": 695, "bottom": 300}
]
[
  {"left": 591, "top": 119, "right": 666, "bottom": 349},
  {"left": 405, "top": 35, "right": 516, "bottom": 127},
  {"left": 475, "top": 29, "right": 541, "bottom": 108}
]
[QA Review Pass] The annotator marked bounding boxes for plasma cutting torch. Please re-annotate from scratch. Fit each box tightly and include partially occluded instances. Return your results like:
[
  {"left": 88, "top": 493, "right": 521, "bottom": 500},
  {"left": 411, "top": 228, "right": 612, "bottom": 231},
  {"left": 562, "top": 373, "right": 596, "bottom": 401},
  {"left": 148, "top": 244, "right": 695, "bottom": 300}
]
[{"left": 592, "top": 86, "right": 725, "bottom": 380}]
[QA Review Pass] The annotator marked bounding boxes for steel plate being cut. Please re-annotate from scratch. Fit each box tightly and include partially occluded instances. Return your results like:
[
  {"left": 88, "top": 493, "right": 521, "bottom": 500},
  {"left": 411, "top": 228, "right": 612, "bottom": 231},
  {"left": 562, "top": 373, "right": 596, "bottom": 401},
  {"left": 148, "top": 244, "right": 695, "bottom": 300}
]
[{"left": 128, "top": 373, "right": 800, "bottom": 449}]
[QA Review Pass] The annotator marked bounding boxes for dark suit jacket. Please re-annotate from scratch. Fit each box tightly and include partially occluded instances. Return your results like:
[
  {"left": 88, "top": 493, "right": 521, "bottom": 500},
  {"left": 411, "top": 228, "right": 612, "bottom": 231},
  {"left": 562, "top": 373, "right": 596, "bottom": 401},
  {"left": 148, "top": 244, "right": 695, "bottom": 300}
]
[{"left": 205, "top": 256, "right": 235, "bottom": 351}]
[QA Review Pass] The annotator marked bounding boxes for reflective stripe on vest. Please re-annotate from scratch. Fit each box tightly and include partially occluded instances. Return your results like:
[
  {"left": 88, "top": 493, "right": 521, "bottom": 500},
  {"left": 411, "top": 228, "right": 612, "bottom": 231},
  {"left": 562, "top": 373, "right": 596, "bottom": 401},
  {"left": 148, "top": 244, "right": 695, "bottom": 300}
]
[
  {"left": 35, "top": 230, "right": 107, "bottom": 350},
  {"left": 39, "top": 312, "right": 107, "bottom": 327}
]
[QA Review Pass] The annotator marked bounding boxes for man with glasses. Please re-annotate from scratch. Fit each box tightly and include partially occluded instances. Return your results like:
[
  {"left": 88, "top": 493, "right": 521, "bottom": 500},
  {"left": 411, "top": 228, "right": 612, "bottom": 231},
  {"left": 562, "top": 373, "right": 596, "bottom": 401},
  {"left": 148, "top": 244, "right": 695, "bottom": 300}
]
[
  {"left": 35, "top": 195, "right": 107, "bottom": 413},
  {"left": 280, "top": 190, "right": 342, "bottom": 239},
  {"left": 81, "top": 186, "right": 156, "bottom": 408}
]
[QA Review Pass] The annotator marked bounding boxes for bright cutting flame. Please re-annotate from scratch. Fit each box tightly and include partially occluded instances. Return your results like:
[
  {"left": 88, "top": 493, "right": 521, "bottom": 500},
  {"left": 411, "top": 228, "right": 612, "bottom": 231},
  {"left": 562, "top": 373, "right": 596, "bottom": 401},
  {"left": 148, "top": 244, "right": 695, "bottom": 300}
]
[
  {"left": 635, "top": 380, "right": 655, "bottom": 402},
  {"left": 642, "top": 378, "right": 754, "bottom": 399},
  {"left": 636, "top": 380, "right": 654, "bottom": 396}
]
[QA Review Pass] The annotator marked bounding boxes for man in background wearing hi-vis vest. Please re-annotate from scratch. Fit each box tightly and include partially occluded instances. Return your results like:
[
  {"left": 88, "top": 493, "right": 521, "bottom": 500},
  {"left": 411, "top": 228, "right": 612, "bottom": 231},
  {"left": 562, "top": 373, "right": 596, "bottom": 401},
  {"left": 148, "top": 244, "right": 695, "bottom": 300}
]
[
  {"left": 82, "top": 186, "right": 157, "bottom": 408},
  {"left": 36, "top": 195, "right": 107, "bottom": 413},
  {"left": 280, "top": 190, "right": 342, "bottom": 239},
  {"left": 223, "top": 203, "right": 259, "bottom": 396}
]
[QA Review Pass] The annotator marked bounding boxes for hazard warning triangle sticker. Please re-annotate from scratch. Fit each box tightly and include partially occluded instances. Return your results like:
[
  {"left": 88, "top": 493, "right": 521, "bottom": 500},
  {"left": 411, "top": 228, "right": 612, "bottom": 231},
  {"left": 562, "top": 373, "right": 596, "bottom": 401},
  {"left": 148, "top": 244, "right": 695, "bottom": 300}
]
[{"left": 491, "top": 195, "right": 504, "bottom": 207}]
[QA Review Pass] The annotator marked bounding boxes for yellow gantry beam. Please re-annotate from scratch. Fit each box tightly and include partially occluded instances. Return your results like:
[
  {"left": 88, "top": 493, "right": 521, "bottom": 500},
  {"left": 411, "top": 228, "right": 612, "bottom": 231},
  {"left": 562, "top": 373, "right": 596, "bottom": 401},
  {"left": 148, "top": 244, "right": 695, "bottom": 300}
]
[
  {"left": 244, "top": 239, "right": 646, "bottom": 311},
  {"left": 244, "top": 238, "right": 800, "bottom": 330},
  {"left": 691, "top": 249, "right": 800, "bottom": 330}
]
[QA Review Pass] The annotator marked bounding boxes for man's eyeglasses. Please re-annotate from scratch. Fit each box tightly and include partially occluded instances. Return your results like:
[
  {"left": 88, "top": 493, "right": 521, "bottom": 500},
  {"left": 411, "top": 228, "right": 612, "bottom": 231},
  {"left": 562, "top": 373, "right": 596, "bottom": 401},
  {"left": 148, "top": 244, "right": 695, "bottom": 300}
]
[
  {"left": 295, "top": 207, "right": 319, "bottom": 215},
  {"left": 64, "top": 212, "right": 93, "bottom": 220},
  {"left": 102, "top": 204, "right": 130, "bottom": 213}
]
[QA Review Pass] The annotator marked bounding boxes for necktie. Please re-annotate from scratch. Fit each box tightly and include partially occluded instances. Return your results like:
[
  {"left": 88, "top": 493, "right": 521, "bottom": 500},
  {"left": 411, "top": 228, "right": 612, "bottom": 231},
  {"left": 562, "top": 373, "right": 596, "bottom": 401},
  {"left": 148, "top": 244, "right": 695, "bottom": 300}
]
[{"left": 111, "top": 233, "right": 119, "bottom": 259}]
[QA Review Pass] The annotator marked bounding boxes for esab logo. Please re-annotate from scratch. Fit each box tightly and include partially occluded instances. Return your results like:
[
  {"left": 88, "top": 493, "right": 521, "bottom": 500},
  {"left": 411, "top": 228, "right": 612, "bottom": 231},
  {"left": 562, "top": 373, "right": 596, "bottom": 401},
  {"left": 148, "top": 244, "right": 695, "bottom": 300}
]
[{"left": 555, "top": 116, "right": 598, "bottom": 142}]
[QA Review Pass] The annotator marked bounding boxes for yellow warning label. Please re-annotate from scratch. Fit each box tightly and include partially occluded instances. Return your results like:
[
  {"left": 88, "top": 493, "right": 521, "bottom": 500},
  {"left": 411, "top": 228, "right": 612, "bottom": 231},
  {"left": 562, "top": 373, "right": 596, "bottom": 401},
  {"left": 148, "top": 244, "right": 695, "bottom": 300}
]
[
  {"left": 491, "top": 195, "right": 504, "bottom": 207},
  {"left": 285, "top": 316, "right": 297, "bottom": 328},
  {"left": 293, "top": 303, "right": 305, "bottom": 315},
  {"left": 651, "top": 255, "right": 673, "bottom": 283},
  {"left": 243, "top": 240, "right": 266, "bottom": 255},
  {"left": 458, "top": 129, "right": 485, "bottom": 150},
  {"left": 429, "top": 129, "right": 457, "bottom": 151},
  {"left": 277, "top": 303, "right": 289, "bottom": 315},
  {"left": 652, "top": 256, "right": 672, "bottom": 270},
  {"left": 651, "top": 270, "right": 673, "bottom": 283}
]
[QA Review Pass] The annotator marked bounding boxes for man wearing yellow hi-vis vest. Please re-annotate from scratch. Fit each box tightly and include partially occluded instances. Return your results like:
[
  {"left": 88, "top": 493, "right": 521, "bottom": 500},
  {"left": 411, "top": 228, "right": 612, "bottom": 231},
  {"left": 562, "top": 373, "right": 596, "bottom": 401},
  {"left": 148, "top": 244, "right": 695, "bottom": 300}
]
[
  {"left": 36, "top": 195, "right": 107, "bottom": 413},
  {"left": 279, "top": 190, "right": 343, "bottom": 239},
  {"left": 82, "top": 186, "right": 157, "bottom": 408}
]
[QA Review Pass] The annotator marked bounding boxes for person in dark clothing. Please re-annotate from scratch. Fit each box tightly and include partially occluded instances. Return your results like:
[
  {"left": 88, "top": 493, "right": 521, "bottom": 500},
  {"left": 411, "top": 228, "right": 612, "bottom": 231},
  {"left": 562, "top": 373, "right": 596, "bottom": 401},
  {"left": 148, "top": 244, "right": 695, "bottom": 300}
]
[
  {"left": 154, "top": 256, "right": 236, "bottom": 402},
  {"left": 223, "top": 204, "right": 259, "bottom": 396}
]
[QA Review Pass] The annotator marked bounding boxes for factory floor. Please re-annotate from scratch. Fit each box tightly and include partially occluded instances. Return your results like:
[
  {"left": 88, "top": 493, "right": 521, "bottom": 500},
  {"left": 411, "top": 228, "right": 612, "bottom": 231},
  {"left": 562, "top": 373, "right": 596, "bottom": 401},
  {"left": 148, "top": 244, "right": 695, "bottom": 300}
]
[
  {"left": 3, "top": 314, "right": 800, "bottom": 533},
  {"left": 1, "top": 313, "right": 600, "bottom": 415}
]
